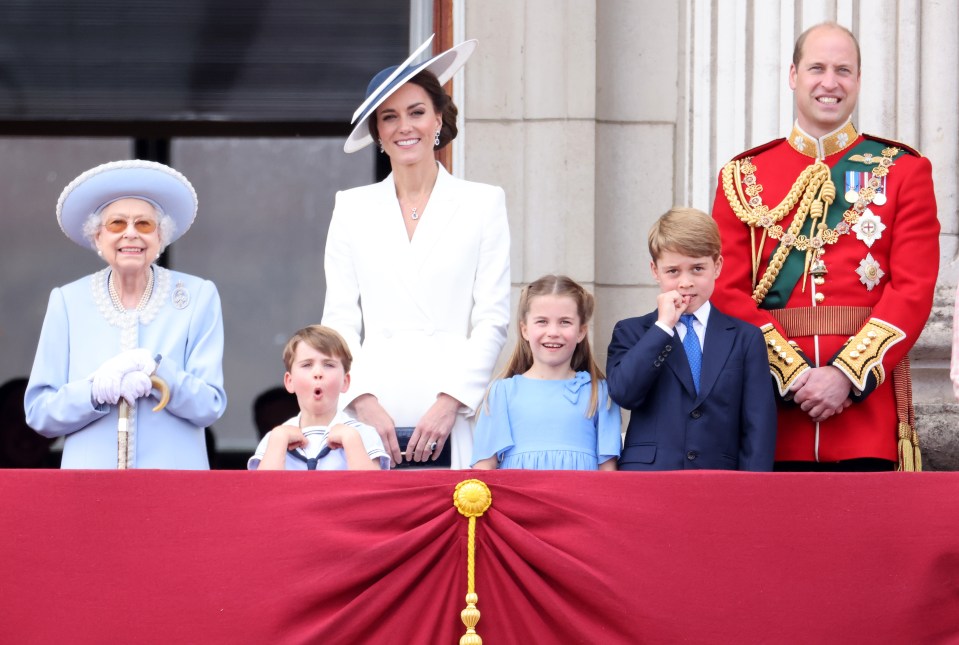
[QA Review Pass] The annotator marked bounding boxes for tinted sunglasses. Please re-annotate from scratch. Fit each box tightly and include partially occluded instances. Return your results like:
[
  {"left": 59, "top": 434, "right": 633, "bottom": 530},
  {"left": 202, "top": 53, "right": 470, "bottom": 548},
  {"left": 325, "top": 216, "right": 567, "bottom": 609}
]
[{"left": 101, "top": 217, "right": 158, "bottom": 234}]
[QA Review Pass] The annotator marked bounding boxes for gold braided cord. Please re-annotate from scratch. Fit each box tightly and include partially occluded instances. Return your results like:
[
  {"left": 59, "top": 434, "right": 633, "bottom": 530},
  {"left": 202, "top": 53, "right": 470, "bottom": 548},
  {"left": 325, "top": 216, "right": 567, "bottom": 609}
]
[
  {"left": 724, "top": 147, "right": 901, "bottom": 304},
  {"left": 892, "top": 357, "right": 921, "bottom": 472},
  {"left": 750, "top": 164, "right": 831, "bottom": 303},
  {"left": 454, "top": 479, "right": 492, "bottom": 645},
  {"left": 721, "top": 159, "right": 821, "bottom": 227},
  {"left": 467, "top": 517, "right": 477, "bottom": 596}
]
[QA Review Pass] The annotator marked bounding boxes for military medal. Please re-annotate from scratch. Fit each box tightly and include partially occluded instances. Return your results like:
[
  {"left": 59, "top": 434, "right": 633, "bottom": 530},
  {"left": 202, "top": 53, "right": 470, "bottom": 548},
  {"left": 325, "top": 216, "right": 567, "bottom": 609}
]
[
  {"left": 851, "top": 210, "right": 886, "bottom": 247},
  {"left": 845, "top": 170, "right": 872, "bottom": 203},
  {"left": 856, "top": 253, "right": 885, "bottom": 291},
  {"left": 873, "top": 186, "right": 887, "bottom": 206}
]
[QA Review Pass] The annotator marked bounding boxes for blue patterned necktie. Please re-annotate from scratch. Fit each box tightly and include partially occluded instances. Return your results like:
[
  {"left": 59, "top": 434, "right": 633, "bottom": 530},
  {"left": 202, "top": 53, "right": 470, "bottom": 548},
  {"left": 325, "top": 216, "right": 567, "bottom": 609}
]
[{"left": 680, "top": 313, "right": 702, "bottom": 394}]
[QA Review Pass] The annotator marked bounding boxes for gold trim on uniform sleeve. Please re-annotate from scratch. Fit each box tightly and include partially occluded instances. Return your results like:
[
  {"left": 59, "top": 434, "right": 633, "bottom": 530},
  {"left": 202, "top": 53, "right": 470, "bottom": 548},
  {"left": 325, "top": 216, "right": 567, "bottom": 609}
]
[
  {"left": 832, "top": 318, "right": 905, "bottom": 391},
  {"left": 761, "top": 323, "right": 811, "bottom": 397}
]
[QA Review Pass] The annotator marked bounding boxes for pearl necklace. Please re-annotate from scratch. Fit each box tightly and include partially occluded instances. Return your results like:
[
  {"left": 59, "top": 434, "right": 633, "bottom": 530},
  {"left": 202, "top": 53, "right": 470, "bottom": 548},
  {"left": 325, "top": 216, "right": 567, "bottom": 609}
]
[{"left": 109, "top": 268, "right": 154, "bottom": 312}]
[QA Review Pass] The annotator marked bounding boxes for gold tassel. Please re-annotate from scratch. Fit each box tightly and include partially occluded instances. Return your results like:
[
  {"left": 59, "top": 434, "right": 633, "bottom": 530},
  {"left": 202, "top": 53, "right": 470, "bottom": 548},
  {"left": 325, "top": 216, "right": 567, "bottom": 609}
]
[
  {"left": 912, "top": 428, "right": 922, "bottom": 472},
  {"left": 454, "top": 480, "right": 492, "bottom": 645},
  {"left": 897, "top": 423, "right": 921, "bottom": 472}
]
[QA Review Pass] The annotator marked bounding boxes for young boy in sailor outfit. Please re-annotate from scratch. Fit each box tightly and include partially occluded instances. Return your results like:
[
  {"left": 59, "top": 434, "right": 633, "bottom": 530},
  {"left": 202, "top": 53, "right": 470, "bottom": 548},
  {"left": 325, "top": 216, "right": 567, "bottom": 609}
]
[{"left": 248, "top": 325, "right": 389, "bottom": 470}]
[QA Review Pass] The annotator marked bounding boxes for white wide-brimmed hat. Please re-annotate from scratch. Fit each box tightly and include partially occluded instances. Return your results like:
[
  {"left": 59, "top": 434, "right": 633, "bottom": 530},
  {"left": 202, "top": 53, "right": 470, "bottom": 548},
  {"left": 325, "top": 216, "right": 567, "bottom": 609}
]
[
  {"left": 344, "top": 34, "right": 477, "bottom": 153},
  {"left": 56, "top": 160, "right": 198, "bottom": 250}
]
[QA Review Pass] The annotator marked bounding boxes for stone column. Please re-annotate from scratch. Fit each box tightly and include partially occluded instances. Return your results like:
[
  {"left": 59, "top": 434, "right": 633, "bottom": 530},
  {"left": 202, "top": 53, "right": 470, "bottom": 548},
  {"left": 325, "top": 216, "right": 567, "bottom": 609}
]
[
  {"left": 594, "top": 0, "right": 680, "bottom": 367},
  {"left": 912, "top": 0, "right": 959, "bottom": 469},
  {"left": 463, "top": 0, "right": 597, "bottom": 355}
]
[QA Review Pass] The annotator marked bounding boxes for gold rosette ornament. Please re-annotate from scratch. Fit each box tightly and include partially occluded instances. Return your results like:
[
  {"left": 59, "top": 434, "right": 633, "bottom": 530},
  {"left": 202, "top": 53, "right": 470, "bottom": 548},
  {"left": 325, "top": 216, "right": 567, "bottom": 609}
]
[{"left": 454, "top": 479, "right": 492, "bottom": 645}]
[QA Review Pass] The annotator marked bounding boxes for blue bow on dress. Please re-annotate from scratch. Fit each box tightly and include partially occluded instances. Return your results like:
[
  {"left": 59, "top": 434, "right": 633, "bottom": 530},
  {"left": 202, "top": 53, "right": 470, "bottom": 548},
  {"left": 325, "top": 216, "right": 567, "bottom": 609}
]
[{"left": 563, "top": 372, "right": 592, "bottom": 404}]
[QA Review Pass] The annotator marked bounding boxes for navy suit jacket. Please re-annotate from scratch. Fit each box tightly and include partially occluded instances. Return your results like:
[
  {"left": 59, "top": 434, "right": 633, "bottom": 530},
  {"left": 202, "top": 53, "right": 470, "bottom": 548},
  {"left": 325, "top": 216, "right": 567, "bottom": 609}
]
[{"left": 606, "top": 305, "right": 776, "bottom": 471}]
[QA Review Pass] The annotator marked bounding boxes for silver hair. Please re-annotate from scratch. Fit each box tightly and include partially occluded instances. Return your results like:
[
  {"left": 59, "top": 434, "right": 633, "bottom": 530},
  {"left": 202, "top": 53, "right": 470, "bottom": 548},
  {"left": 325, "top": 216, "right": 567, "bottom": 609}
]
[{"left": 81, "top": 204, "right": 178, "bottom": 258}]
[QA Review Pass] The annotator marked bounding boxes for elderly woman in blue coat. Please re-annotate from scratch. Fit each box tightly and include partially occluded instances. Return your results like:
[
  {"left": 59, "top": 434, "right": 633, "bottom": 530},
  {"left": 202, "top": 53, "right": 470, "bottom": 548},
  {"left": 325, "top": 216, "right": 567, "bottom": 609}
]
[{"left": 25, "top": 160, "right": 227, "bottom": 469}]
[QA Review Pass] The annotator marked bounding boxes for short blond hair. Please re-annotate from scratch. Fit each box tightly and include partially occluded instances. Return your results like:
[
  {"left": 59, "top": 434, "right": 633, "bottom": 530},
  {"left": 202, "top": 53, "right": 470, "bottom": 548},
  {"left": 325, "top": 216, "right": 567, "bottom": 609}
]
[
  {"left": 648, "top": 207, "right": 721, "bottom": 262},
  {"left": 282, "top": 325, "right": 352, "bottom": 373}
]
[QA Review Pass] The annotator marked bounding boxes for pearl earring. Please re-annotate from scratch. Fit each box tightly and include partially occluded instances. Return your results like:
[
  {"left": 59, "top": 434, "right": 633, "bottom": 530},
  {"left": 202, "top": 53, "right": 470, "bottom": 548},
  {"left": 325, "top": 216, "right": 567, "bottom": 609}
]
[{"left": 434, "top": 129, "right": 441, "bottom": 147}]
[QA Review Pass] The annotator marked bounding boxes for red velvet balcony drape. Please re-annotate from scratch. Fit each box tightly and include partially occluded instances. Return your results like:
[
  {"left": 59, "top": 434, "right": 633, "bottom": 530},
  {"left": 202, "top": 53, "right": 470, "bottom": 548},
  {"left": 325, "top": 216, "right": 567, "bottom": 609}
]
[{"left": 2, "top": 470, "right": 957, "bottom": 644}]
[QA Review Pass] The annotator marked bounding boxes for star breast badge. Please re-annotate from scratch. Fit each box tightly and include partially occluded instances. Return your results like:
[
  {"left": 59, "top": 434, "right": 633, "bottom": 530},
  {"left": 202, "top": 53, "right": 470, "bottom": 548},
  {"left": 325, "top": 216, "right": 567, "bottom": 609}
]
[
  {"left": 851, "top": 210, "right": 886, "bottom": 248},
  {"left": 856, "top": 254, "right": 885, "bottom": 291}
]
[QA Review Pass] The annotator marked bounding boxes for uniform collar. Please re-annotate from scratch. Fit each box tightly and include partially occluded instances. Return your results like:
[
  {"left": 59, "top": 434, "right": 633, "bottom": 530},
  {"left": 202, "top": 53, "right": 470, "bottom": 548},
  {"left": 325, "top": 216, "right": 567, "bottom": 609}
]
[{"left": 787, "top": 120, "right": 859, "bottom": 159}]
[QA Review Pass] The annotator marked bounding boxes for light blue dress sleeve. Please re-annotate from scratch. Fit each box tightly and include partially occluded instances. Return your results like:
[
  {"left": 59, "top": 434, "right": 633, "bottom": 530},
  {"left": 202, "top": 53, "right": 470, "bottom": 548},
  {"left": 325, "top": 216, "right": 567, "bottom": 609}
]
[
  {"left": 153, "top": 279, "right": 227, "bottom": 428},
  {"left": 470, "top": 379, "right": 513, "bottom": 466},
  {"left": 24, "top": 287, "right": 109, "bottom": 437},
  {"left": 595, "top": 380, "right": 623, "bottom": 464}
]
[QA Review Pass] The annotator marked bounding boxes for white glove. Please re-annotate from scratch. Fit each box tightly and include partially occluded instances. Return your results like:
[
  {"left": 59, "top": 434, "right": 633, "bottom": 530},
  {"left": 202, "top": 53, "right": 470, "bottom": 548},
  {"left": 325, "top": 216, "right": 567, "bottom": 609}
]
[
  {"left": 91, "top": 371, "right": 122, "bottom": 406},
  {"left": 90, "top": 349, "right": 157, "bottom": 406},
  {"left": 119, "top": 371, "right": 154, "bottom": 406},
  {"left": 116, "top": 348, "right": 157, "bottom": 374}
]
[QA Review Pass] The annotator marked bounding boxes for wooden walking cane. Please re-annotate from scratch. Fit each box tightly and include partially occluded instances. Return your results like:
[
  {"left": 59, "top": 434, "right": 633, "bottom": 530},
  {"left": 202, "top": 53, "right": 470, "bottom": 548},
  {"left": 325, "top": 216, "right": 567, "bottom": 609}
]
[{"left": 117, "top": 375, "right": 171, "bottom": 469}]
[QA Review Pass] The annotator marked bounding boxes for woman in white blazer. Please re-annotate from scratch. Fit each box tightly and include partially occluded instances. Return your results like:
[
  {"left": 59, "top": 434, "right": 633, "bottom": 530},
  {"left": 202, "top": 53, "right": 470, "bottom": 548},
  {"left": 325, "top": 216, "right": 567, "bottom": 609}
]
[{"left": 322, "top": 36, "right": 510, "bottom": 469}]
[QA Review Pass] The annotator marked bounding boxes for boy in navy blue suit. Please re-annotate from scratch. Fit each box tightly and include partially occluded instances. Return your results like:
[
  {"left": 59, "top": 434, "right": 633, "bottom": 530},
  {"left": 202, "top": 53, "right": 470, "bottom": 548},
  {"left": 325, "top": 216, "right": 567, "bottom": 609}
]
[{"left": 607, "top": 208, "right": 776, "bottom": 471}]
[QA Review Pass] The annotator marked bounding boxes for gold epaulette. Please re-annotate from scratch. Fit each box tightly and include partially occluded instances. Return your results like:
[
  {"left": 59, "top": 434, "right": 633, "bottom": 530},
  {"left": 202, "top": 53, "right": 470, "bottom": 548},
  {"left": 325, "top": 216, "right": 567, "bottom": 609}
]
[
  {"left": 862, "top": 133, "right": 922, "bottom": 157},
  {"left": 761, "top": 323, "right": 810, "bottom": 397},
  {"left": 832, "top": 318, "right": 906, "bottom": 391}
]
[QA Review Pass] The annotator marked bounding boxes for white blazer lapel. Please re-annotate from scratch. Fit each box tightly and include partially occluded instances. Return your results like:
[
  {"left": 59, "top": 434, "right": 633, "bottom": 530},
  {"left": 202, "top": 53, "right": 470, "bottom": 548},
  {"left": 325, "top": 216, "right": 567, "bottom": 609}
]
[
  {"left": 398, "top": 165, "right": 460, "bottom": 315},
  {"left": 406, "top": 164, "right": 458, "bottom": 265},
  {"left": 372, "top": 174, "right": 410, "bottom": 251}
]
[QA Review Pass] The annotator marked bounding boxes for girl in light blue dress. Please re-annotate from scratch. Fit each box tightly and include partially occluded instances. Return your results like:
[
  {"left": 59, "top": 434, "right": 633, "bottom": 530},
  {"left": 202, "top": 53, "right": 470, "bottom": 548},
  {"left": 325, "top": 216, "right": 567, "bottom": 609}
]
[{"left": 471, "top": 275, "right": 622, "bottom": 470}]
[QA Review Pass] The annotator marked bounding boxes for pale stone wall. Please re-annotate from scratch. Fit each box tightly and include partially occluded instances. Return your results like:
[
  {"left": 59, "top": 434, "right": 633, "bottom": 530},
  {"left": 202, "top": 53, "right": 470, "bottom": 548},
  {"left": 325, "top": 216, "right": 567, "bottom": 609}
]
[{"left": 460, "top": 0, "right": 959, "bottom": 467}]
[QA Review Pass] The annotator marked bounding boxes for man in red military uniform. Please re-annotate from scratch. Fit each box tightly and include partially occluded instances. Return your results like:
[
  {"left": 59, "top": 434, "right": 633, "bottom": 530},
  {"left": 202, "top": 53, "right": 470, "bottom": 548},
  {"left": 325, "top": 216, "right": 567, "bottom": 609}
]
[{"left": 711, "top": 22, "right": 939, "bottom": 471}]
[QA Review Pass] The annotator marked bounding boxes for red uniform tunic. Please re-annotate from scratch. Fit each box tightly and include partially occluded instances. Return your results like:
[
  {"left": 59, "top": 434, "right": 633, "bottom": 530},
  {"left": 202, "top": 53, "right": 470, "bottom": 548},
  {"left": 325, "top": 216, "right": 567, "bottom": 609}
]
[{"left": 711, "top": 121, "right": 939, "bottom": 463}]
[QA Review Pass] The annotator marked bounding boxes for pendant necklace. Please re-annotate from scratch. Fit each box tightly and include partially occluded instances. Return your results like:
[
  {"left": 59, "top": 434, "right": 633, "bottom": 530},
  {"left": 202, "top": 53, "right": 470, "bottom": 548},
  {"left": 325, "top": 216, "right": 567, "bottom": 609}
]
[{"left": 410, "top": 207, "right": 419, "bottom": 220}]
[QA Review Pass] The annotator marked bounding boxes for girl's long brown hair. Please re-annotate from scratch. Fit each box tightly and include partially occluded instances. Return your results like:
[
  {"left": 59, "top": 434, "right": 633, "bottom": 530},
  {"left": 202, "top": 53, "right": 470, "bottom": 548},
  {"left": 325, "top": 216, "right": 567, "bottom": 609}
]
[{"left": 496, "top": 274, "right": 607, "bottom": 417}]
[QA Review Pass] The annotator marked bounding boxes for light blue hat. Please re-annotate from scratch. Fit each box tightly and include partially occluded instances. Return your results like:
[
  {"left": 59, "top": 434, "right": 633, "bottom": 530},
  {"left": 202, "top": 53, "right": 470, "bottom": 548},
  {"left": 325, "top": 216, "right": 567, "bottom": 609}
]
[
  {"left": 344, "top": 35, "right": 477, "bottom": 153},
  {"left": 56, "top": 160, "right": 197, "bottom": 250}
]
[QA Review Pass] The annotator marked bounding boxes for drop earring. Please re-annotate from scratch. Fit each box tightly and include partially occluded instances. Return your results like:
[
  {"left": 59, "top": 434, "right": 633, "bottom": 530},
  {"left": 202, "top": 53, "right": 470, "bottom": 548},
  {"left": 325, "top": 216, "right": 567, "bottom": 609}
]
[
  {"left": 378, "top": 139, "right": 384, "bottom": 154},
  {"left": 434, "top": 129, "right": 441, "bottom": 147}
]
